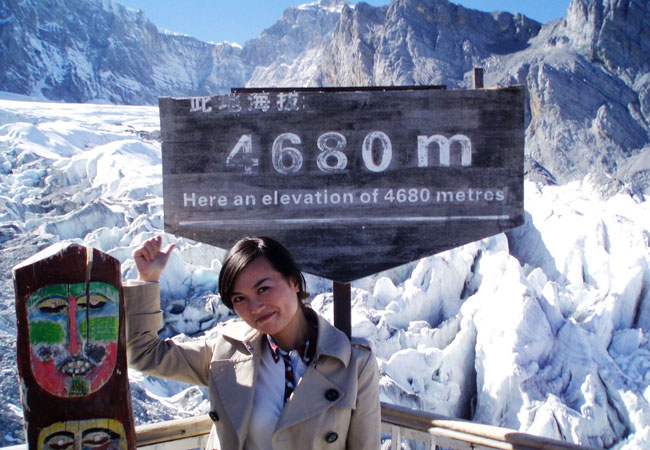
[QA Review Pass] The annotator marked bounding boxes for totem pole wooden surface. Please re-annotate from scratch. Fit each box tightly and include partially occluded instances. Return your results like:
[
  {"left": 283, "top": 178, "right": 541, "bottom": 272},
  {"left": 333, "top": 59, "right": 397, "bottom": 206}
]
[{"left": 13, "top": 242, "right": 135, "bottom": 449}]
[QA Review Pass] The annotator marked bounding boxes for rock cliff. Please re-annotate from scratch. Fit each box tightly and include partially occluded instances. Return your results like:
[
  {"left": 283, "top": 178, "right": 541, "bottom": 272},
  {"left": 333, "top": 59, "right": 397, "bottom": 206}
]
[{"left": 1, "top": 0, "right": 648, "bottom": 191}]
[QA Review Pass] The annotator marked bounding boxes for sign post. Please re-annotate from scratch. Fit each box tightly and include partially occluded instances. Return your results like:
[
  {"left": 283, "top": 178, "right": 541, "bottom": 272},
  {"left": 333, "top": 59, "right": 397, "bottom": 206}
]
[
  {"left": 333, "top": 280, "right": 352, "bottom": 338},
  {"left": 159, "top": 85, "right": 525, "bottom": 333}
]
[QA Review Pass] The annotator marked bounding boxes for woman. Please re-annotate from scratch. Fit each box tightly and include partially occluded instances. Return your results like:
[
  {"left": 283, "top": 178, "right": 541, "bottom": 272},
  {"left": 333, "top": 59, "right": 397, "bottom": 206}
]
[{"left": 124, "top": 235, "right": 381, "bottom": 449}]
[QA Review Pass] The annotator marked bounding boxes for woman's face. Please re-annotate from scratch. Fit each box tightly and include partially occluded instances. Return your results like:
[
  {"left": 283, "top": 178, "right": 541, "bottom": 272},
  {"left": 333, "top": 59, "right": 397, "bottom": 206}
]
[{"left": 230, "top": 256, "right": 301, "bottom": 339}]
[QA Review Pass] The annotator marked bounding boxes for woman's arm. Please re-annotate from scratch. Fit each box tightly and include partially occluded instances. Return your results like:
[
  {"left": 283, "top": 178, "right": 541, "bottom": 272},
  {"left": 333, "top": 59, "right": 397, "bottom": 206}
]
[
  {"left": 124, "top": 281, "right": 213, "bottom": 386},
  {"left": 347, "top": 343, "right": 381, "bottom": 449},
  {"left": 124, "top": 236, "right": 212, "bottom": 386}
]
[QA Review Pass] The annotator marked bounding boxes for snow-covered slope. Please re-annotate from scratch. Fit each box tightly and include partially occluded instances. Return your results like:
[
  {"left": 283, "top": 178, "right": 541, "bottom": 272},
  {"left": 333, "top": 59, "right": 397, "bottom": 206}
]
[{"left": 1, "top": 97, "right": 649, "bottom": 447}]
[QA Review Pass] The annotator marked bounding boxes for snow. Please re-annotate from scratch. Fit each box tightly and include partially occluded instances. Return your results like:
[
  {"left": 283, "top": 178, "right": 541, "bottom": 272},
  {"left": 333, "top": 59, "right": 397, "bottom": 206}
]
[
  {"left": 297, "top": 2, "right": 347, "bottom": 14},
  {"left": 0, "top": 96, "right": 649, "bottom": 448},
  {"left": 219, "top": 41, "right": 243, "bottom": 49}
]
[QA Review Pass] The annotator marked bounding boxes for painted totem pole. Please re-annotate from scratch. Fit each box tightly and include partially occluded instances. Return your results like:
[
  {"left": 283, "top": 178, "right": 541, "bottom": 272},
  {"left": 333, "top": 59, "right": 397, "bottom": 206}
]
[{"left": 13, "top": 243, "right": 135, "bottom": 449}]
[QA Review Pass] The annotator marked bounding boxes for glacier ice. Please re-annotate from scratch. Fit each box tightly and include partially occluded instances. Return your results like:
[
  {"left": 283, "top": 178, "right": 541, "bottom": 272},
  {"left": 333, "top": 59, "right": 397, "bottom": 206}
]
[{"left": 0, "top": 97, "right": 649, "bottom": 448}]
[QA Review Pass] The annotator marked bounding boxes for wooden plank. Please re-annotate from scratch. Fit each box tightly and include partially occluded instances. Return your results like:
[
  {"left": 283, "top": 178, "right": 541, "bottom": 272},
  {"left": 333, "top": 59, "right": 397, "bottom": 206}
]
[
  {"left": 160, "top": 86, "right": 525, "bottom": 282},
  {"left": 231, "top": 85, "right": 447, "bottom": 94},
  {"left": 137, "top": 435, "right": 209, "bottom": 450},
  {"left": 135, "top": 415, "right": 213, "bottom": 447},
  {"left": 12, "top": 243, "right": 136, "bottom": 449},
  {"left": 380, "top": 403, "right": 597, "bottom": 450}
]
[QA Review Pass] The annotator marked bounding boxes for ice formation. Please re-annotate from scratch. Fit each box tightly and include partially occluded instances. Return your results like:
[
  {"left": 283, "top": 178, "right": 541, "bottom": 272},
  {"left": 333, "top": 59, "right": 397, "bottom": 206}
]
[{"left": 0, "top": 96, "right": 649, "bottom": 448}]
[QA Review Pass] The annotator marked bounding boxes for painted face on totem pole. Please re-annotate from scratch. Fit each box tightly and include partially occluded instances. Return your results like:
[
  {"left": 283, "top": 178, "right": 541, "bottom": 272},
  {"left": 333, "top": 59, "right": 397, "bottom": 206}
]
[
  {"left": 37, "top": 418, "right": 127, "bottom": 450},
  {"left": 27, "top": 282, "right": 119, "bottom": 397}
]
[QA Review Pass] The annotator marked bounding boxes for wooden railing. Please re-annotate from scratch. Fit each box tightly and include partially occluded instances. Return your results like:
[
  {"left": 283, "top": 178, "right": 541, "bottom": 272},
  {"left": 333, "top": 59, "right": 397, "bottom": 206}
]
[
  {"left": 134, "top": 402, "right": 596, "bottom": 450},
  {"left": 379, "top": 403, "right": 595, "bottom": 449},
  {"left": 136, "top": 415, "right": 212, "bottom": 450}
]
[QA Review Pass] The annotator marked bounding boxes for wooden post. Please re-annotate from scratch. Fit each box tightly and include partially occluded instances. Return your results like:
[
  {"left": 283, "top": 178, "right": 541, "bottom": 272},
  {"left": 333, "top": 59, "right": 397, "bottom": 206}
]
[
  {"left": 473, "top": 67, "right": 484, "bottom": 89},
  {"left": 391, "top": 424, "right": 402, "bottom": 450},
  {"left": 332, "top": 281, "right": 351, "bottom": 338},
  {"left": 13, "top": 243, "right": 136, "bottom": 449}
]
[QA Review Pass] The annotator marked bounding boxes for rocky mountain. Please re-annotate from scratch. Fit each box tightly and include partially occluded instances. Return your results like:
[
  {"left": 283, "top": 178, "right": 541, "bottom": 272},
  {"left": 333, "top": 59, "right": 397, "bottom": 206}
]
[
  {"left": 0, "top": 0, "right": 246, "bottom": 103},
  {"left": 242, "top": 0, "right": 345, "bottom": 87},
  {"left": 311, "top": 0, "right": 650, "bottom": 192},
  {"left": 0, "top": 0, "right": 348, "bottom": 102},
  {"left": 2, "top": 0, "right": 648, "bottom": 194},
  {"left": 317, "top": 0, "right": 541, "bottom": 87},
  {"left": 491, "top": 0, "right": 650, "bottom": 194}
]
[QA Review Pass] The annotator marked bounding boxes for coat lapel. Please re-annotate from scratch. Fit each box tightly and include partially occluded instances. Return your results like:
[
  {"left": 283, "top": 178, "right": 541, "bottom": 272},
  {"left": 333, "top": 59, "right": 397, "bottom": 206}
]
[
  {"left": 212, "top": 323, "right": 263, "bottom": 448},
  {"left": 274, "top": 314, "right": 353, "bottom": 432},
  {"left": 274, "top": 364, "right": 347, "bottom": 432},
  {"left": 313, "top": 313, "right": 351, "bottom": 365}
]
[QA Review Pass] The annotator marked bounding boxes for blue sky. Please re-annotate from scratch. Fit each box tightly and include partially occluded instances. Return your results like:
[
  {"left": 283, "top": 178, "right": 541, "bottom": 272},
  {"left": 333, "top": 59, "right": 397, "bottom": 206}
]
[{"left": 117, "top": 0, "right": 571, "bottom": 45}]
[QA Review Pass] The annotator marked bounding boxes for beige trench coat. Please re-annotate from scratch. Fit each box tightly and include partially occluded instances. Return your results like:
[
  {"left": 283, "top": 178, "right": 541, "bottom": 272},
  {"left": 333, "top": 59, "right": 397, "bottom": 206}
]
[{"left": 124, "top": 282, "right": 381, "bottom": 450}]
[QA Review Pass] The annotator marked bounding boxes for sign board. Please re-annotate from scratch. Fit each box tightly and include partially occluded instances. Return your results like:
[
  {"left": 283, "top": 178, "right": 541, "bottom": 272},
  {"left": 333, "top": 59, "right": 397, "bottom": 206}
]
[
  {"left": 13, "top": 243, "right": 135, "bottom": 449},
  {"left": 160, "top": 86, "right": 524, "bottom": 282}
]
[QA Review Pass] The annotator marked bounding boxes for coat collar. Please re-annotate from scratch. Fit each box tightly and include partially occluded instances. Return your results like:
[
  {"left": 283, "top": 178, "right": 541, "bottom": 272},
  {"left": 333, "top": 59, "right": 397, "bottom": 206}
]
[
  {"left": 312, "top": 312, "right": 351, "bottom": 367},
  {"left": 220, "top": 308, "right": 351, "bottom": 366},
  {"left": 220, "top": 318, "right": 262, "bottom": 350}
]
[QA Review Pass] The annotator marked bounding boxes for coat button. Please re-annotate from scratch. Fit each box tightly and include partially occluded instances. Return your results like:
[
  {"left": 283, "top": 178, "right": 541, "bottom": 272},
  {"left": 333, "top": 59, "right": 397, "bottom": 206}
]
[
  {"left": 325, "top": 432, "right": 338, "bottom": 443},
  {"left": 325, "top": 388, "right": 339, "bottom": 401},
  {"left": 209, "top": 410, "right": 219, "bottom": 422}
]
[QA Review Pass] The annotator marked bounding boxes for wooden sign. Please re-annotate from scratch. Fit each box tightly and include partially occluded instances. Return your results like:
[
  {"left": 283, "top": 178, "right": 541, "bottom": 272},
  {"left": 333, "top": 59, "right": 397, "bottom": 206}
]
[
  {"left": 160, "top": 86, "right": 524, "bottom": 282},
  {"left": 13, "top": 243, "right": 135, "bottom": 449}
]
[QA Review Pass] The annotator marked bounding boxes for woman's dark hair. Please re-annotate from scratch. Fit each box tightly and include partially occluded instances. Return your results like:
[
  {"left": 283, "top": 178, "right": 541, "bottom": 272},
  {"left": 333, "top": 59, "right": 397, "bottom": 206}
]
[{"left": 218, "top": 236, "right": 308, "bottom": 309}]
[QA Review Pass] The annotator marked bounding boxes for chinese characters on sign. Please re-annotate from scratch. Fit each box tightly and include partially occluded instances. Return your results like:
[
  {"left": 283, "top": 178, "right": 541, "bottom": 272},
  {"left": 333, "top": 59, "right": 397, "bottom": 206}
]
[{"left": 190, "top": 92, "right": 301, "bottom": 114}]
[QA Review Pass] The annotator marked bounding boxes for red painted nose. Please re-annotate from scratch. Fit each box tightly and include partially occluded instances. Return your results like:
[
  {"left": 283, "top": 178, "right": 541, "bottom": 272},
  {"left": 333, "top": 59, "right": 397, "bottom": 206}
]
[{"left": 67, "top": 296, "right": 80, "bottom": 355}]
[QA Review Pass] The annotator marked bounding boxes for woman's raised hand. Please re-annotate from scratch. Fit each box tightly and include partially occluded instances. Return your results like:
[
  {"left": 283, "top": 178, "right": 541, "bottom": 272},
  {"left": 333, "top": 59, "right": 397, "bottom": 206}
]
[{"left": 133, "top": 236, "right": 176, "bottom": 282}]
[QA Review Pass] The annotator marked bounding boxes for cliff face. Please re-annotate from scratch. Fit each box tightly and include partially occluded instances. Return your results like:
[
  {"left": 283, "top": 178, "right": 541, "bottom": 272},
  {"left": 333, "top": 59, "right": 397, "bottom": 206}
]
[
  {"left": 0, "top": 0, "right": 247, "bottom": 103},
  {"left": 490, "top": 0, "right": 650, "bottom": 191},
  {"left": 564, "top": 0, "right": 650, "bottom": 81},
  {"left": 317, "top": 0, "right": 541, "bottom": 87},
  {"left": 0, "top": 0, "right": 543, "bottom": 98},
  {"left": 242, "top": 0, "right": 345, "bottom": 87},
  {"left": 1, "top": 0, "right": 649, "bottom": 192},
  {"left": 312, "top": 0, "right": 650, "bottom": 191}
]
